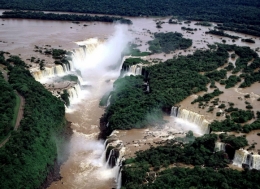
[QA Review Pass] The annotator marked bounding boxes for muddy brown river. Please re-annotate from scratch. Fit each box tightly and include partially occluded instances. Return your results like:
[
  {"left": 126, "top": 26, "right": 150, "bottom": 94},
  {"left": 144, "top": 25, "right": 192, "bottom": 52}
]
[{"left": 0, "top": 10, "right": 260, "bottom": 188}]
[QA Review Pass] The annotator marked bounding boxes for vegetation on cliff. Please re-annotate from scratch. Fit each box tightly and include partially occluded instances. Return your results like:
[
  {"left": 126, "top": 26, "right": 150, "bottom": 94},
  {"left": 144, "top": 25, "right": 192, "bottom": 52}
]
[
  {"left": 0, "top": 53, "right": 66, "bottom": 189},
  {"left": 0, "top": 64, "right": 16, "bottom": 141}
]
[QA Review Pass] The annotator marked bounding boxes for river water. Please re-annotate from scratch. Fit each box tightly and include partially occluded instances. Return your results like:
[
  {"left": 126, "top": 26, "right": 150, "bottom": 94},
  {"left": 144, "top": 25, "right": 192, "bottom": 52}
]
[{"left": 0, "top": 10, "right": 260, "bottom": 188}]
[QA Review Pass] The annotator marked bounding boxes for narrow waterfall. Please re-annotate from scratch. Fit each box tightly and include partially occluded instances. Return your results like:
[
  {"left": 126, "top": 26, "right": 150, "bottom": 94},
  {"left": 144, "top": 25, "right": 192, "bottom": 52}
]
[
  {"left": 215, "top": 142, "right": 226, "bottom": 151},
  {"left": 252, "top": 155, "right": 260, "bottom": 170},
  {"left": 106, "top": 149, "right": 114, "bottom": 168},
  {"left": 170, "top": 106, "right": 179, "bottom": 117},
  {"left": 171, "top": 107, "right": 210, "bottom": 134},
  {"left": 146, "top": 85, "right": 150, "bottom": 92},
  {"left": 62, "top": 64, "right": 68, "bottom": 72},
  {"left": 77, "top": 75, "right": 84, "bottom": 85},
  {"left": 129, "top": 64, "right": 142, "bottom": 75},
  {"left": 107, "top": 95, "right": 111, "bottom": 107},
  {"left": 74, "top": 83, "right": 81, "bottom": 95},
  {"left": 55, "top": 65, "right": 65, "bottom": 76},
  {"left": 32, "top": 71, "right": 43, "bottom": 81},
  {"left": 67, "top": 84, "right": 81, "bottom": 103},
  {"left": 100, "top": 140, "right": 109, "bottom": 163},
  {"left": 116, "top": 169, "right": 122, "bottom": 189}
]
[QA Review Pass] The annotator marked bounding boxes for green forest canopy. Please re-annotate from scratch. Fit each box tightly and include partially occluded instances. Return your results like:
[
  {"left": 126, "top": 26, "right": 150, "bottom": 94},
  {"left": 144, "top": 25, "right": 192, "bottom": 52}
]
[
  {"left": 121, "top": 134, "right": 257, "bottom": 189},
  {"left": 0, "top": 70, "right": 16, "bottom": 141},
  {"left": 148, "top": 32, "right": 192, "bottom": 53},
  {"left": 0, "top": 53, "right": 66, "bottom": 189},
  {"left": 0, "top": 0, "right": 259, "bottom": 26}
]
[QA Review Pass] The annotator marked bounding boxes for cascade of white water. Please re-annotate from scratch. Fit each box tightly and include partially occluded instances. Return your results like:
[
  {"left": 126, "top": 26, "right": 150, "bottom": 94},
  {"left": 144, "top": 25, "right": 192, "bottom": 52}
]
[
  {"left": 106, "top": 122, "right": 110, "bottom": 127},
  {"left": 32, "top": 63, "right": 69, "bottom": 81},
  {"left": 74, "top": 84, "right": 81, "bottom": 96},
  {"left": 77, "top": 75, "right": 84, "bottom": 85},
  {"left": 62, "top": 64, "right": 67, "bottom": 72},
  {"left": 251, "top": 155, "right": 260, "bottom": 170},
  {"left": 107, "top": 95, "right": 111, "bottom": 106},
  {"left": 32, "top": 71, "right": 43, "bottom": 81},
  {"left": 177, "top": 108, "right": 210, "bottom": 134},
  {"left": 135, "top": 65, "right": 142, "bottom": 75},
  {"left": 114, "top": 147, "right": 125, "bottom": 189},
  {"left": 68, "top": 60, "right": 74, "bottom": 71},
  {"left": 233, "top": 149, "right": 249, "bottom": 167},
  {"left": 116, "top": 170, "right": 122, "bottom": 189},
  {"left": 170, "top": 106, "right": 179, "bottom": 117},
  {"left": 55, "top": 65, "right": 65, "bottom": 76},
  {"left": 106, "top": 149, "right": 114, "bottom": 168},
  {"left": 43, "top": 67, "right": 55, "bottom": 77},
  {"left": 215, "top": 142, "right": 226, "bottom": 151},
  {"left": 147, "top": 85, "right": 150, "bottom": 92},
  {"left": 128, "top": 64, "right": 142, "bottom": 75},
  {"left": 100, "top": 142, "right": 109, "bottom": 164},
  {"left": 104, "top": 139, "right": 108, "bottom": 147},
  {"left": 67, "top": 87, "right": 77, "bottom": 102}
]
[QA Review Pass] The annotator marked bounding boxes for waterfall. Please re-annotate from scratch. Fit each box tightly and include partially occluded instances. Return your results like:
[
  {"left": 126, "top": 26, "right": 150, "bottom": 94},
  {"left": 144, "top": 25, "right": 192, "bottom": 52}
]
[
  {"left": 32, "top": 70, "right": 43, "bottom": 81},
  {"left": 172, "top": 107, "right": 210, "bottom": 134},
  {"left": 233, "top": 150, "right": 260, "bottom": 170},
  {"left": 170, "top": 106, "right": 179, "bottom": 117},
  {"left": 252, "top": 155, "right": 260, "bottom": 170},
  {"left": 106, "top": 122, "right": 110, "bottom": 127},
  {"left": 233, "top": 149, "right": 249, "bottom": 167},
  {"left": 74, "top": 83, "right": 81, "bottom": 95},
  {"left": 100, "top": 141, "right": 109, "bottom": 164},
  {"left": 31, "top": 63, "right": 69, "bottom": 81},
  {"left": 129, "top": 64, "right": 142, "bottom": 75},
  {"left": 61, "top": 63, "right": 71, "bottom": 73},
  {"left": 107, "top": 95, "right": 111, "bottom": 107},
  {"left": 106, "top": 149, "right": 114, "bottom": 168},
  {"left": 43, "top": 67, "right": 55, "bottom": 77},
  {"left": 67, "top": 84, "right": 81, "bottom": 103},
  {"left": 116, "top": 170, "right": 122, "bottom": 189},
  {"left": 55, "top": 65, "right": 65, "bottom": 76},
  {"left": 68, "top": 60, "right": 74, "bottom": 71},
  {"left": 215, "top": 142, "right": 226, "bottom": 151},
  {"left": 77, "top": 75, "right": 84, "bottom": 85},
  {"left": 146, "top": 85, "right": 150, "bottom": 92}
]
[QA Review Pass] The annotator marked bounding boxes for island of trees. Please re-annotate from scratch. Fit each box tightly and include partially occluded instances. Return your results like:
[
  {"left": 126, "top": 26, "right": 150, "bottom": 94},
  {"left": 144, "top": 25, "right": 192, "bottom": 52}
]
[{"left": 0, "top": 10, "right": 132, "bottom": 24}]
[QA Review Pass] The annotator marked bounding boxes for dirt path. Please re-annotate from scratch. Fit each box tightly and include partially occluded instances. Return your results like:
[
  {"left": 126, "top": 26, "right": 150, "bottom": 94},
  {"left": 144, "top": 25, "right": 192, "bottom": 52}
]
[
  {"left": 0, "top": 135, "right": 11, "bottom": 148},
  {"left": 0, "top": 70, "right": 25, "bottom": 147},
  {"left": 14, "top": 92, "right": 25, "bottom": 131}
]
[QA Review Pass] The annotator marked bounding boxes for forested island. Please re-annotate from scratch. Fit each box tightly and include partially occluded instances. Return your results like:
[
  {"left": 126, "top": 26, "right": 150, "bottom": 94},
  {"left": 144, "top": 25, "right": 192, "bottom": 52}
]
[{"left": 0, "top": 10, "right": 132, "bottom": 24}]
